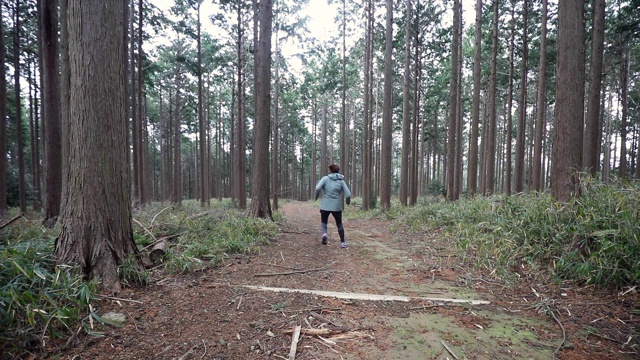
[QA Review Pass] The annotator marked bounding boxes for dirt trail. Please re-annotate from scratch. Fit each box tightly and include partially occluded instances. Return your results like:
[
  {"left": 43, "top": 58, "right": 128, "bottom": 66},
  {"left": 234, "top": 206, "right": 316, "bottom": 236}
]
[{"left": 57, "top": 201, "right": 636, "bottom": 360}]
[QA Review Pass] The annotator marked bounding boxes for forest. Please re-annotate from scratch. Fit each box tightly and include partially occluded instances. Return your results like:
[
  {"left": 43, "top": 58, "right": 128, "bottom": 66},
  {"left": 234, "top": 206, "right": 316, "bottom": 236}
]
[{"left": 1, "top": 0, "right": 640, "bottom": 358}]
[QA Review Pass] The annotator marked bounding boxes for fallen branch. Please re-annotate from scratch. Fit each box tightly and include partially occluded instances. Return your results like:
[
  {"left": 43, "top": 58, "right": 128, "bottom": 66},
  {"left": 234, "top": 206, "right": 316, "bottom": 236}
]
[
  {"left": 309, "top": 311, "right": 340, "bottom": 326},
  {"left": 0, "top": 213, "right": 23, "bottom": 230},
  {"left": 288, "top": 325, "right": 301, "bottom": 360},
  {"left": 140, "top": 234, "right": 179, "bottom": 252},
  {"left": 98, "top": 295, "right": 143, "bottom": 304},
  {"left": 281, "top": 230, "right": 308, "bottom": 234},
  {"left": 551, "top": 309, "right": 566, "bottom": 359},
  {"left": 256, "top": 262, "right": 304, "bottom": 271},
  {"left": 150, "top": 206, "right": 173, "bottom": 228},
  {"left": 132, "top": 218, "right": 158, "bottom": 244},
  {"left": 254, "top": 265, "right": 329, "bottom": 277},
  {"left": 284, "top": 327, "right": 355, "bottom": 336},
  {"left": 440, "top": 340, "right": 459, "bottom": 360}
]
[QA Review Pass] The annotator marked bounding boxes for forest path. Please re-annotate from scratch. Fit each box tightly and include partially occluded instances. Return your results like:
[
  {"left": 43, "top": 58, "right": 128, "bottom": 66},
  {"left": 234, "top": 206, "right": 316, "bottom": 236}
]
[{"left": 61, "top": 201, "right": 625, "bottom": 360}]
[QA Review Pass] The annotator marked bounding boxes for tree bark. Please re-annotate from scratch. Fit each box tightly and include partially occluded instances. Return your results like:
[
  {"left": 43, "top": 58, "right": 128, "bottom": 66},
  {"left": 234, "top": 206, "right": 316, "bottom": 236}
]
[
  {"left": 380, "top": 0, "right": 394, "bottom": 209},
  {"left": 172, "top": 63, "right": 182, "bottom": 205},
  {"left": 552, "top": 0, "right": 585, "bottom": 202},
  {"left": 514, "top": 0, "right": 528, "bottom": 193},
  {"left": 485, "top": 0, "right": 498, "bottom": 195},
  {"left": 250, "top": 0, "right": 273, "bottom": 219},
  {"left": 197, "top": 2, "right": 207, "bottom": 207},
  {"left": 504, "top": 5, "right": 515, "bottom": 195},
  {"left": 468, "top": 0, "right": 482, "bottom": 196},
  {"left": 137, "top": 0, "right": 146, "bottom": 204},
  {"left": 272, "top": 28, "right": 280, "bottom": 210},
  {"left": 0, "top": 14, "right": 6, "bottom": 216},
  {"left": 531, "top": 0, "right": 548, "bottom": 191},
  {"left": 619, "top": 47, "right": 629, "bottom": 179},
  {"left": 57, "top": 0, "right": 138, "bottom": 293},
  {"left": 236, "top": 3, "right": 246, "bottom": 209},
  {"left": 400, "top": 0, "right": 412, "bottom": 206},
  {"left": 446, "top": 0, "right": 461, "bottom": 201},
  {"left": 13, "top": 0, "right": 27, "bottom": 213},
  {"left": 39, "top": 0, "right": 62, "bottom": 224},
  {"left": 340, "top": 0, "right": 348, "bottom": 198},
  {"left": 361, "top": 0, "right": 373, "bottom": 210},
  {"left": 583, "top": 0, "right": 605, "bottom": 175}
]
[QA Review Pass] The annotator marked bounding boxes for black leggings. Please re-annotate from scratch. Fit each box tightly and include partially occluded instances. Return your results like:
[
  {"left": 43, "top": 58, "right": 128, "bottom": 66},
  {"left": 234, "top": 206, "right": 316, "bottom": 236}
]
[{"left": 320, "top": 210, "right": 345, "bottom": 242}]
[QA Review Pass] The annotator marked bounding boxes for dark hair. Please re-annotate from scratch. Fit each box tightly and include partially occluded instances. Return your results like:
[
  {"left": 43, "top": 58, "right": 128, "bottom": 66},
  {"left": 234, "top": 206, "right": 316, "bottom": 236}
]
[{"left": 329, "top": 163, "right": 340, "bottom": 173}]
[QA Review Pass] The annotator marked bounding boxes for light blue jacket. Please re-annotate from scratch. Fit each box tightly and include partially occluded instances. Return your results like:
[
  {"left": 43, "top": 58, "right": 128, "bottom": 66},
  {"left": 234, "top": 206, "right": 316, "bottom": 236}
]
[{"left": 315, "top": 173, "right": 351, "bottom": 212}]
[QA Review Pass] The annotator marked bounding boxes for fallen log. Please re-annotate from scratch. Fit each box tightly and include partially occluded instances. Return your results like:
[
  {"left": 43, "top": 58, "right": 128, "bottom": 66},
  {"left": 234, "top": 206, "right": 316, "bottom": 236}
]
[
  {"left": 149, "top": 240, "right": 167, "bottom": 265},
  {"left": 242, "top": 285, "right": 490, "bottom": 305}
]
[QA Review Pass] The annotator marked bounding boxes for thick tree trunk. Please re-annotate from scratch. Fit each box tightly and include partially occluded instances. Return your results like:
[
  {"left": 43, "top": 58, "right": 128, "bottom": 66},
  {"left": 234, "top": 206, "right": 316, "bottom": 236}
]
[
  {"left": 485, "top": 0, "right": 498, "bottom": 195},
  {"left": 446, "top": 0, "right": 461, "bottom": 201},
  {"left": 57, "top": 0, "right": 138, "bottom": 294},
  {"left": 552, "top": 0, "right": 585, "bottom": 202},
  {"left": 39, "top": 0, "right": 62, "bottom": 224},
  {"left": 250, "top": 0, "right": 272, "bottom": 219}
]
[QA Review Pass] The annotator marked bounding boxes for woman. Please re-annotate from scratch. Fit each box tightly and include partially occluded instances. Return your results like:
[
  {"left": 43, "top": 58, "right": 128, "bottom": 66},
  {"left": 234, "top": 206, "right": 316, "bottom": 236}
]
[{"left": 314, "top": 163, "right": 351, "bottom": 248}]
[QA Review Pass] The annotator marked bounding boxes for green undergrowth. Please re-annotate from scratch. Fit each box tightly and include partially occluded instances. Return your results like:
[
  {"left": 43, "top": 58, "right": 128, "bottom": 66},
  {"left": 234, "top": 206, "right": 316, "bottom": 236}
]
[
  {"left": 131, "top": 200, "right": 280, "bottom": 275},
  {"left": 1, "top": 233, "right": 96, "bottom": 356},
  {"left": 1, "top": 199, "right": 280, "bottom": 356},
  {"left": 392, "top": 178, "right": 640, "bottom": 288}
]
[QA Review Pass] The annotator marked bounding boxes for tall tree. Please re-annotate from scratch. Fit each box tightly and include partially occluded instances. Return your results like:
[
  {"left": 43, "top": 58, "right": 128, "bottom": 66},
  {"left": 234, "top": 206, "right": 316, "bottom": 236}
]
[
  {"left": 235, "top": 1, "right": 247, "bottom": 209},
  {"left": 197, "top": 1, "right": 208, "bottom": 207},
  {"left": 172, "top": 56, "right": 183, "bottom": 205},
  {"left": 129, "top": 0, "right": 140, "bottom": 205},
  {"left": 484, "top": 0, "right": 498, "bottom": 195},
  {"left": 271, "top": 20, "right": 280, "bottom": 210},
  {"left": 552, "top": 0, "right": 585, "bottom": 202},
  {"left": 619, "top": 47, "right": 629, "bottom": 179},
  {"left": 250, "top": 0, "right": 272, "bottom": 219},
  {"left": 39, "top": 0, "right": 62, "bottom": 224},
  {"left": 13, "top": 0, "right": 27, "bottom": 213},
  {"left": 0, "top": 13, "right": 7, "bottom": 216},
  {"left": 137, "top": 0, "right": 146, "bottom": 204},
  {"left": 446, "top": 0, "right": 461, "bottom": 201},
  {"left": 400, "top": 0, "right": 412, "bottom": 205},
  {"left": 361, "top": 0, "right": 373, "bottom": 210},
  {"left": 514, "top": 0, "right": 529, "bottom": 193},
  {"left": 380, "top": 0, "right": 393, "bottom": 208},
  {"left": 531, "top": 0, "right": 548, "bottom": 191},
  {"left": 468, "top": 0, "right": 482, "bottom": 196},
  {"left": 583, "top": 0, "right": 605, "bottom": 175},
  {"left": 57, "top": 0, "right": 138, "bottom": 293},
  {"left": 504, "top": 4, "right": 515, "bottom": 195},
  {"left": 340, "top": 0, "right": 348, "bottom": 194}
]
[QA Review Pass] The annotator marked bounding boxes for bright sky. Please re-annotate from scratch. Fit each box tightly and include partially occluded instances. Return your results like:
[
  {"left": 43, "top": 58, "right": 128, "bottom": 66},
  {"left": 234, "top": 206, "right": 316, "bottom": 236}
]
[{"left": 149, "top": 0, "right": 475, "bottom": 72}]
